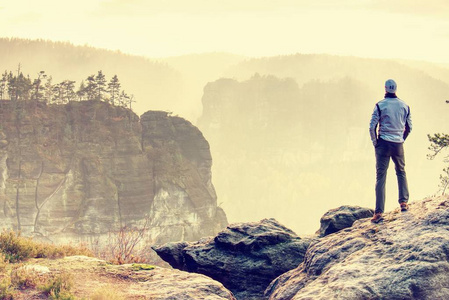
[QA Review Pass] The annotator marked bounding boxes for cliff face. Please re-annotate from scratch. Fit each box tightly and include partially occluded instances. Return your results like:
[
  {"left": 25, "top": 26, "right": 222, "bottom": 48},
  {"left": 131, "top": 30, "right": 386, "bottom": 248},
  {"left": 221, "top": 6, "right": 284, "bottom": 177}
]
[{"left": 0, "top": 100, "right": 227, "bottom": 244}]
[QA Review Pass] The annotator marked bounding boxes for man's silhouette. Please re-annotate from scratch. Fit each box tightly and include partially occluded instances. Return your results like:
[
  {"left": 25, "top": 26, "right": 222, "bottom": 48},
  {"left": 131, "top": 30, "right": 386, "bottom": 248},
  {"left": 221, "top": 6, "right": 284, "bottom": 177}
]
[{"left": 369, "top": 79, "right": 412, "bottom": 223}]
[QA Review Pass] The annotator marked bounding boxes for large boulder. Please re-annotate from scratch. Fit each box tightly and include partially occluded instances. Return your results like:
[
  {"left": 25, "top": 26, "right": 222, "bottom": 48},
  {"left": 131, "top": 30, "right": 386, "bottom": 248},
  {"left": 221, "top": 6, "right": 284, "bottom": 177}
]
[
  {"left": 153, "top": 218, "right": 314, "bottom": 300},
  {"left": 318, "top": 205, "right": 374, "bottom": 237},
  {"left": 266, "top": 195, "right": 449, "bottom": 300}
]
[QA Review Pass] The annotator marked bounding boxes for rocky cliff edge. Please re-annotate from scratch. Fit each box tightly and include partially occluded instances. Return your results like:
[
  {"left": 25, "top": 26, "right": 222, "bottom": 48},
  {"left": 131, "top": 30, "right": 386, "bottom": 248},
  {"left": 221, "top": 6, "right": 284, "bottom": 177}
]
[
  {"left": 154, "top": 196, "right": 449, "bottom": 300},
  {"left": 267, "top": 195, "right": 449, "bottom": 300}
]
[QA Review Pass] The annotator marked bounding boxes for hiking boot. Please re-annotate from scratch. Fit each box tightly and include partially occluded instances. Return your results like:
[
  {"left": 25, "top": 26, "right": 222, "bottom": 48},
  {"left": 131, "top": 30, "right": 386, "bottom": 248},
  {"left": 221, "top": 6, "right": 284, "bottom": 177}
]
[
  {"left": 371, "top": 213, "right": 383, "bottom": 223},
  {"left": 400, "top": 202, "right": 409, "bottom": 212}
]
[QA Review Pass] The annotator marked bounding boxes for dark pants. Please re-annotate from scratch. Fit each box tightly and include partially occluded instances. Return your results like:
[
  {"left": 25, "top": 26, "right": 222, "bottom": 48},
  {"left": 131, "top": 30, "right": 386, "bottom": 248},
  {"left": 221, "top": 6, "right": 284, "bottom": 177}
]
[{"left": 375, "top": 139, "right": 409, "bottom": 214}]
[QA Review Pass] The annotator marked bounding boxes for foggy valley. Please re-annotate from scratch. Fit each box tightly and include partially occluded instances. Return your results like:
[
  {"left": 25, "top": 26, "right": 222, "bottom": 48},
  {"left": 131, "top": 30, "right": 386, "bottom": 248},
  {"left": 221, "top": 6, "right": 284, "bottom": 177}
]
[
  {"left": 2, "top": 1, "right": 449, "bottom": 297},
  {"left": 1, "top": 38, "right": 448, "bottom": 237}
]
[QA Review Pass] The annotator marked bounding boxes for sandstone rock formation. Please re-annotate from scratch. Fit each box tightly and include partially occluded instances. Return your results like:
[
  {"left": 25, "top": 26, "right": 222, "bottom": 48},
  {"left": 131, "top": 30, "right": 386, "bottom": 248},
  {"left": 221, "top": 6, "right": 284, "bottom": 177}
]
[
  {"left": 0, "top": 100, "right": 227, "bottom": 245},
  {"left": 22, "top": 255, "right": 236, "bottom": 299},
  {"left": 266, "top": 195, "right": 449, "bottom": 300},
  {"left": 153, "top": 218, "right": 313, "bottom": 300},
  {"left": 318, "top": 205, "right": 374, "bottom": 237}
]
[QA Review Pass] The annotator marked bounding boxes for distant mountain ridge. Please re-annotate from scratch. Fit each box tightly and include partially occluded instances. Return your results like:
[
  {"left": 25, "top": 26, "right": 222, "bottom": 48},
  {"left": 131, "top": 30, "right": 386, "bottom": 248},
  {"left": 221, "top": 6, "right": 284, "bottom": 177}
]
[
  {"left": 197, "top": 60, "right": 449, "bottom": 234},
  {"left": 2, "top": 37, "right": 448, "bottom": 122}
]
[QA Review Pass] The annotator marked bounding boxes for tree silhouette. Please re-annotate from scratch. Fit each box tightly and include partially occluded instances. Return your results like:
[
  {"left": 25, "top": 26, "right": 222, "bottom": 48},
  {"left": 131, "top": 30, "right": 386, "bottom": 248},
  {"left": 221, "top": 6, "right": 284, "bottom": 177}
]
[
  {"left": 0, "top": 71, "right": 8, "bottom": 100},
  {"left": 76, "top": 81, "right": 86, "bottom": 101},
  {"left": 128, "top": 94, "right": 136, "bottom": 110},
  {"left": 428, "top": 134, "right": 449, "bottom": 194},
  {"left": 108, "top": 75, "right": 121, "bottom": 106},
  {"left": 51, "top": 83, "right": 63, "bottom": 104},
  {"left": 31, "top": 71, "right": 46, "bottom": 102},
  {"left": 43, "top": 76, "right": 54, "bottom": 104},
  {"left": 0, "top": 66, "right": 136, "bottom": 110},
  {"left": 95, "top": 70, "right": 107, "bottom": 101},
  {"left": 119, "top": 90, "right": 129, "bottom": 107},
  {"left": 84, "top": 75, "right": 98, "bottom": 101},
  {"left": 61, "top": 80, "right": 76, "bottom": 103},
  {"left": 8, "top": 72, "right": 32, "bottom": 101},
  {"left": 428, "top": 102, "right": 449, "bottom": 194}
]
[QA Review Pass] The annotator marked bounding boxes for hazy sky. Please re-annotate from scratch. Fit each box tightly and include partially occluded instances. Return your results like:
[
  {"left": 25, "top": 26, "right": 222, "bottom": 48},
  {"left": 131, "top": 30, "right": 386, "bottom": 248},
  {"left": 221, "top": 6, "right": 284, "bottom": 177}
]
[{"left": 1, "top": 0, "right": 449, "bottom": 62}]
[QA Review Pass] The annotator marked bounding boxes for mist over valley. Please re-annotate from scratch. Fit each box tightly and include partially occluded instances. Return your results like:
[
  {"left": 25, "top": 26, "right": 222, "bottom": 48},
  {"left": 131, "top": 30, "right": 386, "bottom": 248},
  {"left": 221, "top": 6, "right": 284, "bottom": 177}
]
[{"left": 1, "top": 38, "right": 448, "bottom": 237}]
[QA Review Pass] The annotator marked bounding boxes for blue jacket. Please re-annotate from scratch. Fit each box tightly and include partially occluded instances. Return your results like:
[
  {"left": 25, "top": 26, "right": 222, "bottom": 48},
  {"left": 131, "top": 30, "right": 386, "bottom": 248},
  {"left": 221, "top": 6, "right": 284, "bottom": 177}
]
[{"left": 369, "top": 96, "right": 412, "bottom": 146}]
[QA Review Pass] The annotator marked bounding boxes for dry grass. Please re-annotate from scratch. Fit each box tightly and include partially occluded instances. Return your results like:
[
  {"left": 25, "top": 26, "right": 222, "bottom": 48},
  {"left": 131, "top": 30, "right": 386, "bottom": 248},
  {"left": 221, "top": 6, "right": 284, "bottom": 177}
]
[
  {"left": 0, "top": 230, "right": 92, "bottom": 263},
  {"left": 90, "top": 285, "right": 125, "bottom": 300},
  {"left": 0, "top": 230, "right": 91, "bottom": 299}
]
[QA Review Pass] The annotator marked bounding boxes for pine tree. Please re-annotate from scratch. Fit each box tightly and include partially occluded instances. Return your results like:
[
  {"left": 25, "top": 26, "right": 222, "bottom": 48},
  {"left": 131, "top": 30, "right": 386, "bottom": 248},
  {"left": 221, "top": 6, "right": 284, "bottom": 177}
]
[
  {"left": 31, "top": 71, "right": 46, "bottom": 102},
  {"left": 51, "top": 83, "right": 63, "bottom": 104},
  {"left": 0, "top": 71, "right": 8, "bottom": 100},
  {"left": 43, "top": 76, "right": 54, "bottom": 104},
  {"left": 76, "top": 81, "right": 87, "bottom": 101},
  {"left": 18, "top": 73, "right": 32, "bottom": 101},
  {"left": 128, "top": 94, "right": 136, "bottom": 110},
  {"left": 95, "top": 70, "right": 107, "bottom": 101},
  {"left": 85, "top": 75, "right": 97, "bottom": 101},
  {"left": 8, "top": 72, "right": 32, "bottom": 101},
  {"left": 119, "top": 90, "right": 130, "bottom": 107},
  {"left": 61, "top": 80, "right": 76, "bottom": 103},
  {"left": 108, "top": 75, "right": 121, "bottom": 106},
  {"left": 428, "top": 132, "right": 449, "bottom": 195}
]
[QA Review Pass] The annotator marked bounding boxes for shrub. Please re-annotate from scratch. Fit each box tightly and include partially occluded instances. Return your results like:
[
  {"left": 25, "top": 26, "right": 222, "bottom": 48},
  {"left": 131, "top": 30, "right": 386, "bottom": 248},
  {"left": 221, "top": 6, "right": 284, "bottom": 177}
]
[
  {"left": 0, "top": 253, "right": 8, "bottom": 272},
  {"left": 0, "top": 275, "right": 14, "bottom": 300},
  {"left": 98, "top": 217, "right": 151, "bottom": 264},
  {"left": 39, "top": 272, "right": 75, "bottom": 300},
  {"left": 10, "top": 265, "right": 41, "bottom": 290},
  {"left": 0, "top": 231, "right": 89, "bottom": 299},
  {"left": 0, "top": 230, "right": 93, "bottom": 262},
  {"left": 0, "top": 230, "right": 36, "bottom": 262}
]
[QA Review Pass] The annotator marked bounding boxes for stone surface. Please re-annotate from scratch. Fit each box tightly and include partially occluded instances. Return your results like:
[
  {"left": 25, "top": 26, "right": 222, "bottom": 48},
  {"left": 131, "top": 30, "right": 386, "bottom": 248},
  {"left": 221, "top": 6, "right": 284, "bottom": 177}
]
[
  {"left": 153, "top": 218, "right": 313, "bottom": 300},
  {"left": 0, "top": 100, "right": 227, "bottom": 246},
  {"left": 21, "top": 255, "right": 236, "bottom": 300},
  {"left": 266, "top": 195, "right": 449, "bottom": 300},
  {"left": 318, "top": 205, "right": 374, "bottom": 237}
]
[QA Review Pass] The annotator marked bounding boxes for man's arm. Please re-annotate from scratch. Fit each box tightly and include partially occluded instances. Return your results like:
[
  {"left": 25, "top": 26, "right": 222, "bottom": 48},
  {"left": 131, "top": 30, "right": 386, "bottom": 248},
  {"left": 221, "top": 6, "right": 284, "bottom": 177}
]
[
  {"left": 403, "top": 106, "right": 412, "bottom": 140},
  {"left": 369, "top": 105, "right": 380, "bottom": 146}
]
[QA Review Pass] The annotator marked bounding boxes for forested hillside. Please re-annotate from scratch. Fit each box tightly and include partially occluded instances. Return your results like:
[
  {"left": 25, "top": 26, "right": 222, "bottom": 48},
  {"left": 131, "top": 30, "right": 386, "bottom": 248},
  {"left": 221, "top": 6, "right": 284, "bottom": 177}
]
[{"left": 0, "top": 38, "right": 183, "bottom": 117}]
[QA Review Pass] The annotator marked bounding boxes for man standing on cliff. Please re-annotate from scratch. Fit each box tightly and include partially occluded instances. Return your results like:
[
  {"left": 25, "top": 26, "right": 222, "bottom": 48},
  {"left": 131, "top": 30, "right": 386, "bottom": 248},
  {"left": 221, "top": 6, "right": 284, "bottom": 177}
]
[{"left": 369, "top": 79, "right": 412, "bottom": 223}]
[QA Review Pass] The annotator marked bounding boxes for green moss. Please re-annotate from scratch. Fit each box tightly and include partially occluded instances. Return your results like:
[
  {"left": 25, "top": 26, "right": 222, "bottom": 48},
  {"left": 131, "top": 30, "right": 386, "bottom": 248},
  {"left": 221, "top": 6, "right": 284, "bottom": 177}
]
[{"left": 131, "top": 263, "right": 155, "bottom": 271}]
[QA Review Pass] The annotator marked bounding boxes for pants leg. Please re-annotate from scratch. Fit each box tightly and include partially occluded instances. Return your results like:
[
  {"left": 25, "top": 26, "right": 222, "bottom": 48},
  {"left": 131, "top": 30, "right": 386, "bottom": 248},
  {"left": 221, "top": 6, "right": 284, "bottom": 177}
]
[
  {"left": 391, "top": 143, "right": 409, "bottom": 204},
  {"left": 375, "top": 141, "right": 390, "bottom": 214}
]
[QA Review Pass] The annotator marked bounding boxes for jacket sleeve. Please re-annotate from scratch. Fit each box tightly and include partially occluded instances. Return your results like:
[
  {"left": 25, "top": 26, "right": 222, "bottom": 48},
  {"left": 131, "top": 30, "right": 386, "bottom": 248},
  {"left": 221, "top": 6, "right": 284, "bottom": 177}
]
[
  {"left": 403, "top": 106, "right": 412, "bottom": 140},
  {"left": 369, "top": 105, "right": 380, "bottom": 146}
]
